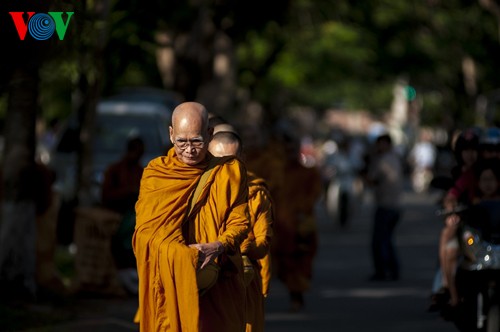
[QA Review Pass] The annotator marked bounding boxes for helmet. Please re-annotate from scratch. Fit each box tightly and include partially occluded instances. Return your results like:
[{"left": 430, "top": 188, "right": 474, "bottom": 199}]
[
  {"left": 480, "top": 127, "right": 500, "bottom": 147},
  {"left": 454, "top": 128, "right": 479, "bottom": 154},
  {"left": 479, "top": 127, "right": 500, "bottom": 159}
]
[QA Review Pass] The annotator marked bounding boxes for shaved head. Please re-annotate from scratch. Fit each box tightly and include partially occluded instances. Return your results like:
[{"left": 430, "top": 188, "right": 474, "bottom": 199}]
[
  {"left": 169, "top": 102, "right": 212, "bottom": 166},
  {"left": 208, "top": 131, "right": 242, "bottom": 157},
  {"left": 213, "top": 123, "right": 237, "bottom": 135},
  {"left": 172, "top": 102, "right": 209, "bottom": 131}
]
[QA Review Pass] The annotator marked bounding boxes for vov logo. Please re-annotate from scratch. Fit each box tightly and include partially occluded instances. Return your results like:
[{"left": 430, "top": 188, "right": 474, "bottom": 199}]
[{"left": 9, "top": 12, "right": 74, "bottom": 41}]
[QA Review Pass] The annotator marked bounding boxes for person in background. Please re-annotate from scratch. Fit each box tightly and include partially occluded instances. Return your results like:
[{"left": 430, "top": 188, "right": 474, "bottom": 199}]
[
  {"left": 40, "top": 118, "right": 60, "bottom": 152},
  {"left": 208, "top": 113, "right": 229, "bottom": 129},
  {"left": 444, "top": 158, "right": 500, "bottom": 308},
  {"left": 101, "top": 136, "right": 145, "bottom": 295},
  {"left": 133, "top": 102, "right": 249, "bottom": 332},
  {"left": 408, "top": 128, "right": 437, "bottom": 193},
  {"left": 443, "top": 127, "right": 500, "bottom": 211},
  {"left": 272, "top": 129, "right": 322, "bottom": 312},
  {"left": 238, "top": 123, "right": 287, "bottom": 201},
  {"left": 439, "top": 127, "right": 500, "bottom": 309},
  {"left": 429, "top": 128, "right": 479, "bottom": 311},
  {"left": 34, "top": 161, "right": 66, "bottom": 298},
  {"left": 366, "top": 133, "right": 404, "bottom": 281},
  {"left": 209, "top": 129, "right": 274, "bottom": 332},
  {"left": 321, "top": 134, "right": 357, "bottom": 228}
]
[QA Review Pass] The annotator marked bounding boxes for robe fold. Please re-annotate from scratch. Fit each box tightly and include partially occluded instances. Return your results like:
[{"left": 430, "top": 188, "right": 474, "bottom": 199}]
[
  {"left": 133, "top": 148, "right": 249, "bottom": 332},
  {"left": 241, "top": 172, "right": 274, "bottom": 332}
]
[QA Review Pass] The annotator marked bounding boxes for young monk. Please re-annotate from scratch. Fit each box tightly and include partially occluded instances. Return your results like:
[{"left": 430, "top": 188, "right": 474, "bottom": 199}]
[
  {"left": 209, "top": 129, "right": 274, "bottom": 332},
  {"left": 133, "top": 102, "right": 250, "bottom": 332}
]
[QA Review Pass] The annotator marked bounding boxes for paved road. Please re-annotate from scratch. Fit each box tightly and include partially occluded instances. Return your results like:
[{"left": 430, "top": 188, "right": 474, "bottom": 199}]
[
  {"left": 264, "top": 186, "right": 457, "bottom": 332},
  {"left": 15, "top": 185, "right": 459, "bottom": 332}
]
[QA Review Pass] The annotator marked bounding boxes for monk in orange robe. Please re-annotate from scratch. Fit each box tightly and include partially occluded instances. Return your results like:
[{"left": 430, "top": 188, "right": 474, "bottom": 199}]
[
  {"left": 209, "top": 130, "right": 274, "bottom": 332},
  {"left": 238, "top": 124, "right": 287, "bottom": 198},
  {"left": 272, "top": 132, "right": 322, "bottom": 312},
  {"left": 133, "top": 102, "right": 250, "bottom": 332}
]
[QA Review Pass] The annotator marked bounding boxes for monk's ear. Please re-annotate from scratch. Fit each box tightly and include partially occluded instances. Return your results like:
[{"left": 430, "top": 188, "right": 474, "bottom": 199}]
[{"left": 169, "top": 126, "right": 174, "bottom": 143}]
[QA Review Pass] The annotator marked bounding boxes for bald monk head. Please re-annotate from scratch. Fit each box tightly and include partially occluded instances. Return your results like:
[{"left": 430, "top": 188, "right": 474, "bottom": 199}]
[
  {"left": 208, "top": 130, "right": 243, "bottom": 158},
  {"left": 213, "top": 123, "right": 238, "bottom": 135},
  {"left": 169, "top": 102, "right": 213, "bottom": 166}
]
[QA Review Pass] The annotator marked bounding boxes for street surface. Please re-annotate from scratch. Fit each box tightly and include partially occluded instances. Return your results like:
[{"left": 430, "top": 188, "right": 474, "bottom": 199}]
[
  {"left": 264, "top": 185, "right": 457, "bottom": 332},
  {"left": 17, "top": 184, "right": 459, "bottom": 332}
]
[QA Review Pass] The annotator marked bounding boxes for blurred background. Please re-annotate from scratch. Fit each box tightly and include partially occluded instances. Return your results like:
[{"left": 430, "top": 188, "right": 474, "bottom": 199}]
[{"left": 1, "top": 0, "right": 500, "bottom": 330}]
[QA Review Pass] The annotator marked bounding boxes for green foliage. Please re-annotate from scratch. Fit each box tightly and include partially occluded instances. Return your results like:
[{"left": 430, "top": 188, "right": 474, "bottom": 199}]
[
  {"left": 39, "top": 59, "right": 78, "bottom": 121},
  {"left": 31, "top": 0, "right": 500, "bottom": 127}
]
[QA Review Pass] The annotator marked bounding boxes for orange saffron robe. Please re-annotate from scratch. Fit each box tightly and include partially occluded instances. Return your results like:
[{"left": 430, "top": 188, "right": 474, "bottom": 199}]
[
  {"left": 272, "top": 159, "right": 322, "bottom": 294},
  {"left": 133, "top": 148, "right": 249, "bottom": 332},
  {"left": 241, "top": 172, "right": 274, "bottom": 332}
]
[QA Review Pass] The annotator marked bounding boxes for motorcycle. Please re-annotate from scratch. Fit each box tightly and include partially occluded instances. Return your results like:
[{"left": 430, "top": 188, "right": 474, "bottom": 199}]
[{"left": 439, "top": 205, "right": 500, "bottom": 331}]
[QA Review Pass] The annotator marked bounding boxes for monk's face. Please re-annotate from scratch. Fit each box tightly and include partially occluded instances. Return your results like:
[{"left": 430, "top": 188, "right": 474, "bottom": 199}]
[{"left": 170, "top": 103, "right": 212, "bottom": 166}]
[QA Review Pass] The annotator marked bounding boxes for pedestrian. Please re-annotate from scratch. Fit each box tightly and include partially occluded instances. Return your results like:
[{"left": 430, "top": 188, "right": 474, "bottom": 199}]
[
  {"left": 428, "top": 128, "right": 479, "bottom": 311},
  {"left": 39, "top": 118, "right": 60, "bottom": 152},
  {"left": 366, "top": 133, "right": 404, "bottom": 281},
  {"left": 408, "top": 128, "right": 437, "bottom": 193},
  {"left": 34, "top": 161, "right": 66, "bottom": 298},
  {"left": 133, "top": 102, "right": 250, "bottom": 332},
  {"left": 209, "top": 129, "right": 274, "bottom": 332},
  {"left": 272, "top": 129, "right": 322, "bottom": 312},
  {"left": 101, "top": 136, "right": 145, "bottom": 295}
]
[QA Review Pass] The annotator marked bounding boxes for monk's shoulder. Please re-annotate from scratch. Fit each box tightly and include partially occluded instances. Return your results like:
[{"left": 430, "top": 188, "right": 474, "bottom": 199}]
[
  {"left": 215, "top": 155, "right": 245, "bottom": 170},
  {"left": 145, "top": 155, "right": 168, "bottom": 170},
  {"left": 213, "top": 156, "right": 247, "bottom": 185},
  {"left": 141, "top": 156, "right": 171, "bottom": 184}
]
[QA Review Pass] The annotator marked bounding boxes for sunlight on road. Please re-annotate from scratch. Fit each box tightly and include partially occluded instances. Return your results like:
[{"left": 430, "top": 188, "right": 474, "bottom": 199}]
[{"left": 321, "top": 287, "right": 428, "bottom": 299}]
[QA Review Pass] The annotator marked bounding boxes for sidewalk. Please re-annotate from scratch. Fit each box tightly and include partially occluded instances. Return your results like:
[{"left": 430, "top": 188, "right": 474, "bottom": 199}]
[
  {"left": 3, "top": 183, "right": 452, "bottom": 332},
  {"left": 38, "top": 297, "right": 139, "bottom": 332},
  {"left": 1, "top": 294, "right": 139, "bottom": 332}
]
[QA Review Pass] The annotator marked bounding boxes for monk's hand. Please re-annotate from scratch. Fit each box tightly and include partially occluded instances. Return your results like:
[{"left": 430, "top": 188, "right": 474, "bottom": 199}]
[
  {"left": 189, "top": 241, "right": 224, "bottom": 270},
  {"left": 240, "top": 240, "right": 256, "bottom": 256}
]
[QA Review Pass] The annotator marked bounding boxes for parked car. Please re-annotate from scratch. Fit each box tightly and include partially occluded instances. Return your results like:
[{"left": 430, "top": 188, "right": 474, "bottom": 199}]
[{"left": 48, "top": 90, "right": 179, "bottom": 244}]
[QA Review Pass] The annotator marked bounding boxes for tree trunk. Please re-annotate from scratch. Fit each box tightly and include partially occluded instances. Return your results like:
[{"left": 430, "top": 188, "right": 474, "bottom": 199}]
[
  {"left": 75, "top": 0, "right": 110, "bottom": 207},
  {"left": 172, "top": 5, "right": 239, "bottom": 115},
  {"left": 197, "top": 31, "right": 237, "bottom": 119},
  {"left": 0, "top": 66, "right": 39, "bottom": 300}
]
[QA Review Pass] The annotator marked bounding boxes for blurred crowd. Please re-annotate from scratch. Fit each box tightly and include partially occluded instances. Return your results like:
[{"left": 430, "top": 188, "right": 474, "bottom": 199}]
[
  {"left": 32, "top": 105, "right": 500, "bottom": 320},
  {"left": 30, "top": 112, "right": 430, "bottom": 291}
]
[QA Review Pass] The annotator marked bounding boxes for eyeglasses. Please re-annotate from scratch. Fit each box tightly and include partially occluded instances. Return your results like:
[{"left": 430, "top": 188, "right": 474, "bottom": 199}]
[{"left": 173, "top": 138, "right": 205, "bottom": 149}]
